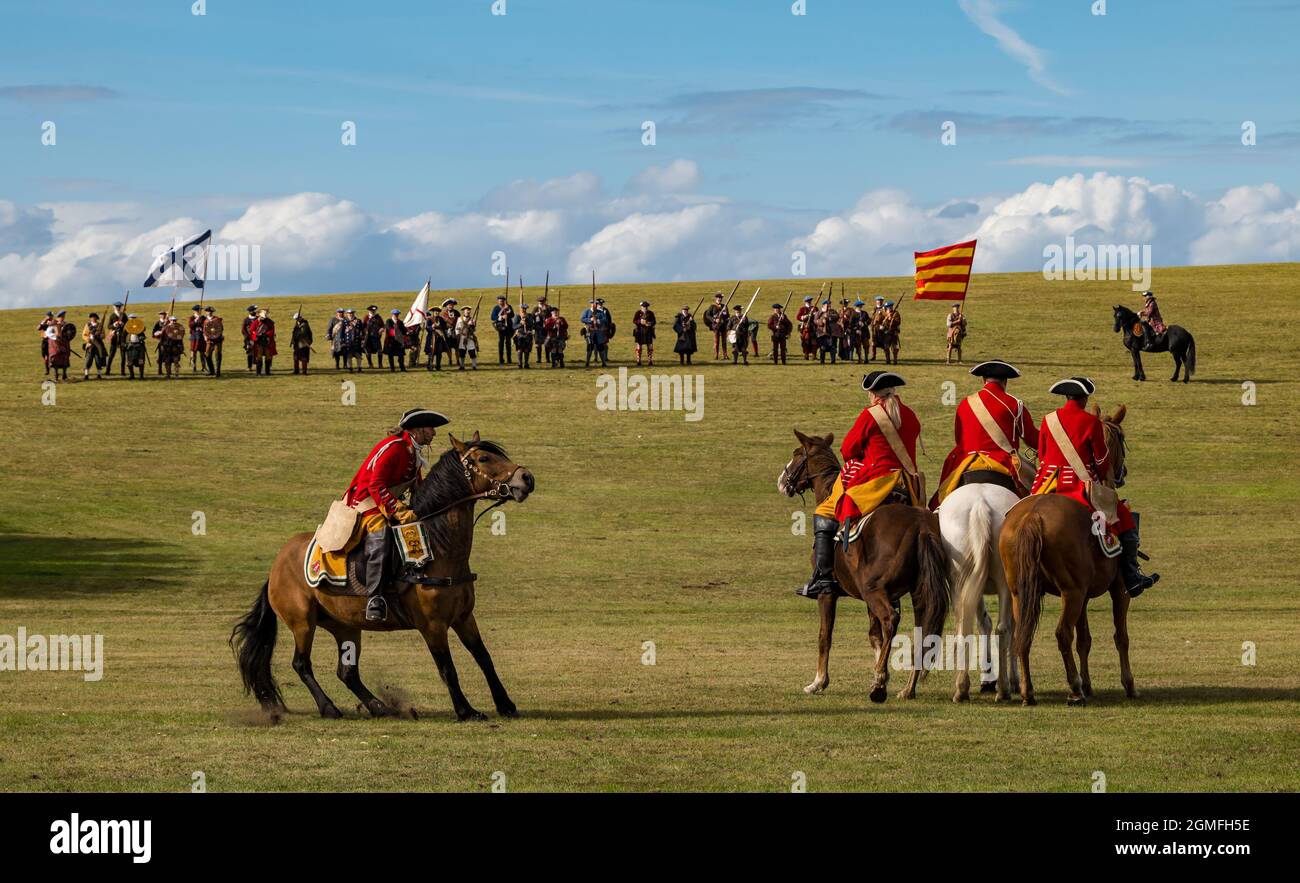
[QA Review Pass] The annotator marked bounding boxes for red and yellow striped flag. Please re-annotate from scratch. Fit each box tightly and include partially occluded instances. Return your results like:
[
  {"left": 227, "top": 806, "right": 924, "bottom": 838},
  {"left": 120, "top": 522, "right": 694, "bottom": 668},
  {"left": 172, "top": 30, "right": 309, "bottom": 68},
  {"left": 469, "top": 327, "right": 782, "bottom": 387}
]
[{"left": 913, "top": 239, "right": 977, "bottom": 300}]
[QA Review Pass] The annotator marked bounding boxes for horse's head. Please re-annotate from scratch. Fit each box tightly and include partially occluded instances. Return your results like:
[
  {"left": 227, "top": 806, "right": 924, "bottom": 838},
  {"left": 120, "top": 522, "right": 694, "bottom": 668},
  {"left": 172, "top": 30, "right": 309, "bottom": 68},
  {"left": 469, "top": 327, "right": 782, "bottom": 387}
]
[
  {"left": 1093, "top": 404, "right": 1128, "bottom": 488},
  {"left": 1112, "top": 305, "right": 1132, "bottom": 333},
  {"left": 450, "top": 431, "right": 534, "bottom": 503},
  {"left": 778, "top": 429, "right": 840, "bottom": 499}
]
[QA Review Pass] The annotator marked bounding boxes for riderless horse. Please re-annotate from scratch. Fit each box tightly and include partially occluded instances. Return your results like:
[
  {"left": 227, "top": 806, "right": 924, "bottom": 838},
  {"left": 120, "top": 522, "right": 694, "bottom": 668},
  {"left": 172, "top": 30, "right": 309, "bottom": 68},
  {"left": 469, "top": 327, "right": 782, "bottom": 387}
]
[
  {"left": 231, "top": 433, "right": 534, "bottom": 721},
  {"left": 779, "top": 431, "right": 949, "bottom": 703},
  {"left": 1112, "top": 305, "right": 1197, "bottom": 382}
]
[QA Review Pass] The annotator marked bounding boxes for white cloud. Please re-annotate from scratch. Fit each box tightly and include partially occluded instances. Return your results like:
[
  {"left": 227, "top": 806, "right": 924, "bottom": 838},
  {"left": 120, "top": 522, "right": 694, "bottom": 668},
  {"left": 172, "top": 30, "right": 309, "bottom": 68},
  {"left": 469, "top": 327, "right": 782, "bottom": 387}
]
[
  {"left": 627, "top": 159, "right": 701, "bottom": 195},
  {"left": 958, "top": 0, "right": 1067, "bottom": 95},
  {"left": 567, "top": 204, "right": 721, "bottom": 280}
]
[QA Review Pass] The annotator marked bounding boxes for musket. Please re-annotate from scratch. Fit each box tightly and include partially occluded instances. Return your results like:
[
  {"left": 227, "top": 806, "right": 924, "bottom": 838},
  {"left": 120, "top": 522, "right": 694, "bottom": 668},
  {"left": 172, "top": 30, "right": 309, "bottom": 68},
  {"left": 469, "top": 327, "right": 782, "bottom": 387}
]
[
  {"left": 723, "top": 280, "right": 742, "bottom": 311},
  {"left": 691, "top": 294, "right": 707, "bottom": 321},
  {"left": 544, "top": 270, "right": 549, "bottom": 305},
  {"left": 782, "top": 290, "right": 795, "bottom": 316},
  {"left": 738, "top": 287, "right": 761, "bottom": 321}
]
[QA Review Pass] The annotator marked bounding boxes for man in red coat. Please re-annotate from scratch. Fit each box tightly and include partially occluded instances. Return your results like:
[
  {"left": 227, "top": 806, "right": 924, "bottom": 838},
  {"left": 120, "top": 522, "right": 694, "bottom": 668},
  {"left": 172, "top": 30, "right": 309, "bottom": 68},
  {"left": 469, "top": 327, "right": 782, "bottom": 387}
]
[
  {"left": 1031, "top": 377, "right": 1158, "bottom": 596},
  {"left": 931, "top": 359, "right": 1038, "bottom": 508},
  {"left": 344, "top": 408, "right": 450, "bottom": 620},
  {"left": 797, "top": 371, "right": 923, "bottom": 599}
]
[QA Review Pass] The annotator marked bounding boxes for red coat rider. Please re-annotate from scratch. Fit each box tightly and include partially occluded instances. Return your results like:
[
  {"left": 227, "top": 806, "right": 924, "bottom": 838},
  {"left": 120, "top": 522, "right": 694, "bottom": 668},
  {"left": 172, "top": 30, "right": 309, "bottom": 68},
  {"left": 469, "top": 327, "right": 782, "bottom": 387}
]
[
  {"left": 1031, "top": 377, "right": 1158, "bottom": 597},
  {"left": 344, "top": 408, "right": 450, "bottom": 621},
  {"left": 932, "top": 359, "right": 1038, "bottom": 508}
]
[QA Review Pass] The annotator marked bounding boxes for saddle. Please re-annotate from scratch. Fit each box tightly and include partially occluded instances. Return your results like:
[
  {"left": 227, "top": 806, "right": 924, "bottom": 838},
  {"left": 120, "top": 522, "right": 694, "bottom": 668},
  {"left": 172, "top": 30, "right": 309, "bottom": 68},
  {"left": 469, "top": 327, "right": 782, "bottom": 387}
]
[
  {"left": 834, "top": 491, "right": 911, "bottom": 548},
  {"left": 957, "top": 469, "right": 1019, "bottom": 495},
  {"left": 304, "top": 521, "right": 437, "bottom": 596}
]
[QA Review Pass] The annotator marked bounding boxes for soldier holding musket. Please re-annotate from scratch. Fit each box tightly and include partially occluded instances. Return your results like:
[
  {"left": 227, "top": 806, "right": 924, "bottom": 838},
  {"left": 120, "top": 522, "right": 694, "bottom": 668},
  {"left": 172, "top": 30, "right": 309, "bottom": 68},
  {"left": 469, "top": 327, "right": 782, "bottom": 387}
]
[
  {"left": 544, "top": 305, "right": 569, "bottom": 368},
  {"left": 673, "top": 304, "right": 698, "bottom": 366},
  {"left": 728, "top": 304, "right": 751, "bottom": 365},
  {"left": 702, "top": 291, "right": 728, "bottom": 359},
  {"left": 241, "top": 305, "right": 257, "bottom": 371},
  {"left": 104, "top": 300, "right": 128, "bottom": 375},
  {"left": 188, "top": 304, "right": 207, "bottom": 373},
  {"left": 767, "top": 302, "right": 792, "bottom": 365},
  {"left": 202, "top": 305, "right": 225, "bottom": 376},
  {"left": 632, "top": 300, "right": 656, "bottom": 366},
  {"left": 326, "top": 308, "right": 345, "bottom": 369},
  {"left": 292, "top": 311, "right": 314, "bottom": 375},
  {"left": 795, "top": 295, "right": 816, "bottom": 359},
  {"left": 491, "top": 294, "right": 515, "bottom": 364},
  {"left": 82, "top": 312, "right": 108, "bottom": 380}
]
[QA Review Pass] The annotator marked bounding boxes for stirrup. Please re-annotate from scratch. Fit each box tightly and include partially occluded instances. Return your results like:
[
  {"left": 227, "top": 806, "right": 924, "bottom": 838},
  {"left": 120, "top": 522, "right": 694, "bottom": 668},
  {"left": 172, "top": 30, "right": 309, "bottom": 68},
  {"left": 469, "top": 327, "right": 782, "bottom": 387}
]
[{"left": 365, "top": 596, "right": 387, "bottom": 621}]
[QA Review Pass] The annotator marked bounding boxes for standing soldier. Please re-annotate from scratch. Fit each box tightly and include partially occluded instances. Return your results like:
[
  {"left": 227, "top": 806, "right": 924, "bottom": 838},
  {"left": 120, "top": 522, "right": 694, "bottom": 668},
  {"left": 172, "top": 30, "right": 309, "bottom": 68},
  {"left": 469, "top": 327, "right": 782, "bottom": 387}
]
[
  {"left": 405, "top": 316, "right": 422, "bottom": 368},
  {"left": 799, "top": 371, "right": 922, "bottom": 598},
  {"left": 881, "top": 300, "right": 902, "bottom": 365},
  {"left": 849, "top": 300, "right": 870, "bottom": 363},
  {"left": 580, "top": 299, "right": 611, "bottom": 368},
  {"left": 364, "top": 305, "right": 384, "bottom": 369},
  {"left": 382, "top": 309, "right": 408, "bottom": 372},
  {"left": 728, "top": 304, "right": 751, "bottom": 365},
  {"left": 838, "top": 298, "right": 855, "bottom": 362},
  {"left": 427, "top": 297, "right": 456, "bottom": 371},
  {"left": 341, "top": 309, "right": 364, "bottom": 373},
  {"left": 544, "top": 305, "right": 569, "bottom": 368},
  {"left": 945, "top": 302, "right": 967, "bottom": 365},
  {"left": 1031, "top": 376, "right": 1158, "bottom": 596},
  {"left": 795, "top": 295, "right": 817, "bottom": 360},
  {"left": 532, "top": 293, "right": 549, "bottom": 365},
  {"left": 292, "top": 312, "right": 314, "bottom": 375},
  {"left": 491, "top": 294, "right": 515, "bottom": 364},
  {"left": 815, "top": 300, "right": 840, "bottom": 364},
  {"left": 930, "top": 359, "right": 1037, "bottom": 509},
  {"left": 202, "top": 305, "right": 225, "bottom": 376},
  {"left": 767, "top": 302, "right": 792, "bottom": 365},
  {"left": 152, "top": 310, "right": 169, "bottom": 374},
  {"left": 38, "top": 310, "right": 55, "bottom": 375},
  {"left": 123, "top": 314, "right": 148, "bottom": 380},
  {"left": 868, "top": 295, "right": 886, "bottom": 361},
  {"left": 250, "top": 307, "right": 277, "bottom": 375},
  {"left": 632, "top": 300, "right": 657, "bottom": 367},
  {"left": 46, "top": 311, "right": 73, "bottom": 382},
  {"left": 160, "top": 314, "right": 186, "bottom": 379},
  {"left": 187, "top": 304, "right": 207, "bottom": 373},
  {"left": 454, "top": 305, "right": 479, "bottom": 370},
  {"left": 104, "top": 301, "right": 127, "bottom": 375},
  {"left": 702, "top": 292, "right": 728, "bottom": 359},
  {"left": 82, "top": 311, "right": 108, "bottom": 380},
  {"left": 672, "top": 304, "right": 698, "bottom": 366},
  {"left": 241, "top": 305, "right": 258, "bottom": 371},
  {"left": 511, "top": 303, "right": 533, "bottom": 369},
  {"left": 326, "top": 308, "right": 345, "bottom": 370}
]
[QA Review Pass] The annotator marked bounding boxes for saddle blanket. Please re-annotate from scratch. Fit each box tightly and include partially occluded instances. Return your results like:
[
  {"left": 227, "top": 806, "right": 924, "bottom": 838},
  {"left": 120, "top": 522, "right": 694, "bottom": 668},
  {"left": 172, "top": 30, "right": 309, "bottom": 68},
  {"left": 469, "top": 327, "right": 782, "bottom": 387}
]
[{"left": 304, "top": 522, "right": 436, "bottom": 593}]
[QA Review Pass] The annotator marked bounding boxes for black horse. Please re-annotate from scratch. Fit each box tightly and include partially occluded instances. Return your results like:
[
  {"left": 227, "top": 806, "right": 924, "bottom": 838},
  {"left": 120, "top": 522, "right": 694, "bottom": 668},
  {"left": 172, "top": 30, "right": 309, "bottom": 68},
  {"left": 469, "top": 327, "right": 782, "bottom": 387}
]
[{"left": 1112, "top": 305, "right": 1197, "bottom": 383}]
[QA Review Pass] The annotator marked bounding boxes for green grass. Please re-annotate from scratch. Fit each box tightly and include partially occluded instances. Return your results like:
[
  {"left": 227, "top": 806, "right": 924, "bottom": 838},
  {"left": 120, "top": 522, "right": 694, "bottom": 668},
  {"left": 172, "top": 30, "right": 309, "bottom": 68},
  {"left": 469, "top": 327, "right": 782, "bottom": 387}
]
[{"left": 1, "top": 264, "right": 1297, "bottom": 792}]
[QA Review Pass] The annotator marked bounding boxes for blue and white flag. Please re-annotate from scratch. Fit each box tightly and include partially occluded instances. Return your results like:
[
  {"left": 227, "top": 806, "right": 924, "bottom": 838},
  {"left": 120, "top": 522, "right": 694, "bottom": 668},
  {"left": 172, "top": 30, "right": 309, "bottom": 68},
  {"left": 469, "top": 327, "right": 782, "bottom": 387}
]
[{"left": 143, "top": 229, "right": 211, "bottom": 289}]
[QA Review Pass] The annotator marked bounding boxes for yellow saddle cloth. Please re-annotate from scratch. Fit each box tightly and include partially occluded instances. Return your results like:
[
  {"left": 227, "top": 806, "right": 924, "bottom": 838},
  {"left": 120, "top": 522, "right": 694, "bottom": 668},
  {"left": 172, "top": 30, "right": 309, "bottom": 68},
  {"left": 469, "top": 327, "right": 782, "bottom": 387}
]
[{"left": 305, "top": 522, "right": 364, "bottom": 589}]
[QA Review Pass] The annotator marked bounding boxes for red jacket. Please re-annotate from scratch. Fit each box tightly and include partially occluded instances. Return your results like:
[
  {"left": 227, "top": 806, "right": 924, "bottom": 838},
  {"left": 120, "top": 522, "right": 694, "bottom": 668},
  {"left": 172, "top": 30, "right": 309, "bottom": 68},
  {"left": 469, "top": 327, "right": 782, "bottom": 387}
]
[
  {"left": 345, "top": 432, "right": 421, "bottom": 517},
  {"left": 840, "top": 400, "right": 921, "bottom": 489},
  {"left": 939, "top": 382, "right": 1039, "bottom": 481},
  {"left": 1031, "top": 400, "right": 1109, "bottom": 491}
]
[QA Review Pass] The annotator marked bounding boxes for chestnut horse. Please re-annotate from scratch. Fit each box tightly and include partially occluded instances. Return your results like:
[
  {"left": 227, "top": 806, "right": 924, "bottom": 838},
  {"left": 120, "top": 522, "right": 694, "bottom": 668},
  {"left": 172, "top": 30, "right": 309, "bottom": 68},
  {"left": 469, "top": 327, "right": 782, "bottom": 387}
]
[
  {"left": 999, "top": 406, "right": 1134, "bottom": 706},
  {"left": 778, "top": 430, "right": 949, "bottom": 703},
  {"left": 231, "top": 432, "right": 534, "bottom": 721}
]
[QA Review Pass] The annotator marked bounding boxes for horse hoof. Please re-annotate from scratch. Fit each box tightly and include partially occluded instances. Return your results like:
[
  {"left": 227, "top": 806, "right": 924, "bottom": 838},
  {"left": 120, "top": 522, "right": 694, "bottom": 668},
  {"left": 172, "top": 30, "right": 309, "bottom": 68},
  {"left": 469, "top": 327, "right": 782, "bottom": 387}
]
[
  {"left": 979, "top": 682, "right": 998, "bottom": 694},
  {"left": 995, "top": 692, "right": 1011, "bottom": 703},
  {"left": 1022, "top": 697, "right": 1037, "bottom": 707},
  {"left": 869, "top": 685, "right": 888, "bottom": 704},
  {"left": 321, "top": 704, "right": 343, "bottom": 719},
  {"left": 952, "top": 691, "right": 969, "bottom": 703},
  {"left": 896, "top": 688, "right": 915, "bottom": 700},
  {"left": 803, "top": 679, "right": 827, "bottom": 694},
  {"left": 366, "top": 700, "right": 394, "bottom": 718},
  {"left": 457, "top": 709, "right": 489, "bottom": 722},
  {"left": 1067, "top": 695, "right": 1087, "bottom": 707},
  {"left": 497, "top": 705, "right": 520, "bottom": 719}
]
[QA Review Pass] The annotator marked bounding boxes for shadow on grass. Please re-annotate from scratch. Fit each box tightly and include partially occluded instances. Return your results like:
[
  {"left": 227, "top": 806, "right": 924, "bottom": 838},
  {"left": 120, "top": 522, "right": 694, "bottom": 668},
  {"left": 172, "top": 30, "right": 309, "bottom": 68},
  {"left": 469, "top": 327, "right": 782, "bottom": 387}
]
[{"left": 0, "top": 532, "right": 179, "bottom": 599}]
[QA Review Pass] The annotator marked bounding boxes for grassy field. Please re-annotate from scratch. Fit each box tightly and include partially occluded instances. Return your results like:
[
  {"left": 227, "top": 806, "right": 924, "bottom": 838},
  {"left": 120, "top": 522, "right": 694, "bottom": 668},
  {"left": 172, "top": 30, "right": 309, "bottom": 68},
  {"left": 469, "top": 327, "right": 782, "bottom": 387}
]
[{"left": 1, "top": 264, "right": 1297, "bottom": 792}]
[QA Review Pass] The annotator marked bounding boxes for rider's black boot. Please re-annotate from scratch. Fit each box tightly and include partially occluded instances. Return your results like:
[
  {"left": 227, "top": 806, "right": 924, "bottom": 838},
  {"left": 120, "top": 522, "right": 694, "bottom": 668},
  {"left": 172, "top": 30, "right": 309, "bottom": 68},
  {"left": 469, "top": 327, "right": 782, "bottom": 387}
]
[
  {"left": 1119, "top": 525, "right": 1158, "bottom": 598},
  {"left": 796, "top": 516, "right": 841, "bottom": 599},
  {"left": 363, "top": 528, "right": 388, "bottom": 621}
]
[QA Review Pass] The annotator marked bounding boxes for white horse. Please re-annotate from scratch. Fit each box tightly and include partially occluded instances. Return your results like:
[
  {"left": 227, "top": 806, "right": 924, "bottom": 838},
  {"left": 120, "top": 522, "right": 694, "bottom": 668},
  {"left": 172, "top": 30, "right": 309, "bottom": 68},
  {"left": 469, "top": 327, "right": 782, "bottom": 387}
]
[{"left": 938, "top": 481, "right": 1024, "bottom": 701}]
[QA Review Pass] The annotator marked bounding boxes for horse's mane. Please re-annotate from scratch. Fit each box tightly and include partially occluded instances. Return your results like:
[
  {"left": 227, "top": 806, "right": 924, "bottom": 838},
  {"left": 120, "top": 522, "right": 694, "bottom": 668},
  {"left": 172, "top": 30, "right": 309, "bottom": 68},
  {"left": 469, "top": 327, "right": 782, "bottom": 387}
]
[
  {"left": 1114, "top": 304, "right": 1137, "bottom": 319},
  {"left": 408, "top": 441, "right": 509, "bottom": 553}
]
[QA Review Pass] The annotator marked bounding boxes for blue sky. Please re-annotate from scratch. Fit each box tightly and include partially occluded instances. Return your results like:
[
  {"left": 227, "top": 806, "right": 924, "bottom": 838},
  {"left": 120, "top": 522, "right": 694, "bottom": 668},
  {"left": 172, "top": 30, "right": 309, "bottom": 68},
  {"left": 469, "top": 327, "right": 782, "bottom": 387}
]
[{"left": 2, "top": 0, "right": 1298, "bottom": 305}]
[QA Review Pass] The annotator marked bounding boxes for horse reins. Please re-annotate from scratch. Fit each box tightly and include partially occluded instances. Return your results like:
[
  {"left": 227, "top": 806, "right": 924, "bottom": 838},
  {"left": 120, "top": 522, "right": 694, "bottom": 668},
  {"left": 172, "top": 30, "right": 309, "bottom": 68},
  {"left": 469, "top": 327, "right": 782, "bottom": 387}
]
[
  {"left": 415, "top": 449, "right": 519, "bottom": 524},
  {"left": 785, "top": 448, "right": 841, "bottom": 506}
]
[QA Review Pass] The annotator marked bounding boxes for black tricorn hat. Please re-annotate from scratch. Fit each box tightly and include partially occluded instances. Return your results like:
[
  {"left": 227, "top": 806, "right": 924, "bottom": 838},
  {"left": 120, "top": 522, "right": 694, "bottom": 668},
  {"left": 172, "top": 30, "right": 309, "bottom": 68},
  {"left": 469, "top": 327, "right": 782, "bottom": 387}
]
[
  {"left": 639, "top": 300, "right": 650, "bottom": 307},
  {"left": 204, "top": 306, "right": 215, "bottom": 312},
  {"left": 862, "top": 370, "right": 905, "bottom": 393},
  {"left": 1049, "top": 376, "right": 1095, "bottom": 397},
  {"left": 496, "top": 294, "right": 507, "bottom": 300},
  {"left": 191, "top": 304, "right": 202, "bottom": 311},
  {"left": 398, "top": 408, "right": 450, "bottom": 431},
  {"left": 771, "top": 302, "right": 782, "bottom": 309},
  {"left": 969, "top": 359, "right": 1020, "bottom": 380}
]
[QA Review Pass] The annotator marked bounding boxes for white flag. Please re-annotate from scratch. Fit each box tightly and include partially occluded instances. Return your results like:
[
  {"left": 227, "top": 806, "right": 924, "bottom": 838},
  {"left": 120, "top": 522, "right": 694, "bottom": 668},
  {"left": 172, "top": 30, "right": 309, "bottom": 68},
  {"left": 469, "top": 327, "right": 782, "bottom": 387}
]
[
  {"left": 143, "top": 229, "right": 211, "bottom": 289},
  {"left": 404, "top": 280, "right": 430, "bottom": 328}
]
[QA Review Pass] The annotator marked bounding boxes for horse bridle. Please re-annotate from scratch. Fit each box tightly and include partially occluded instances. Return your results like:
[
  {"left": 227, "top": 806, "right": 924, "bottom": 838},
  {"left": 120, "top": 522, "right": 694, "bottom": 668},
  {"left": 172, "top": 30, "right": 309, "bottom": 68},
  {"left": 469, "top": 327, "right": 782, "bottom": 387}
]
[
  {"left": 415, "top": 448, "right": 519, "bottom": 524},
  {"left": 784, "top": 446, "right": 841, "bottom": 504}
]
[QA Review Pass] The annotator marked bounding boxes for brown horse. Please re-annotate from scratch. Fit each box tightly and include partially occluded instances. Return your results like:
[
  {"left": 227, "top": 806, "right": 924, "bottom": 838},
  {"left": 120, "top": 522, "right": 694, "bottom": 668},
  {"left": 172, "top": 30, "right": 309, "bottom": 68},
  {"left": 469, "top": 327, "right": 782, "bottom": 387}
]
[
  {"left": 779, "top": 430, "right": 949, "bottom": 702},
  {"left": 999, "top": 405, "right": 1134, "bottom": 706},
  {"left": 230, "top": 432, "right": 535, "bottom": 721}
]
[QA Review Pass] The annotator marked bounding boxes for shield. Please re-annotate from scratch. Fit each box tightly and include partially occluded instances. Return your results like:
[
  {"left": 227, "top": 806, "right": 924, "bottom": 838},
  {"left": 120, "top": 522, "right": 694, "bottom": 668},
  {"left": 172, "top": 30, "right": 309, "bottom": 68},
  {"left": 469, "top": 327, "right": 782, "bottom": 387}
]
[
  {"left": 1132, "top": 322, "right": 1144, "bottom": 336},
  {"left": 205, "top": 316, "right": 225, "bottom": 339},
  {"left": 125, "top": 317, "right": 146, "bottom": 335}
]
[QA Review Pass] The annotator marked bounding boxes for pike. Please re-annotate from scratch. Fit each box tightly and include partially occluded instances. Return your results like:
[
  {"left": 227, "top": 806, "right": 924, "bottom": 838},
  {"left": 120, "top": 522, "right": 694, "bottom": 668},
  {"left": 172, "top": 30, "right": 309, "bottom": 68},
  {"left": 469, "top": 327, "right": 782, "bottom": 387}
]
[{"left": 738, "top": 287, "right": 761, "bottom": 321}]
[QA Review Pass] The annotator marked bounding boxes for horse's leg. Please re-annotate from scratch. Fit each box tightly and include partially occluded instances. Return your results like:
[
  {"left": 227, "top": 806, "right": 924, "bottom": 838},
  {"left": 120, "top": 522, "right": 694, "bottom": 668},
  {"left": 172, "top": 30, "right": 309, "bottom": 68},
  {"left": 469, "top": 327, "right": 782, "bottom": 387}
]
[
  {"left": 866, "top": 590, "right": 899, "bottom": 703},
  {"left": 323, "top": 623, "right": 393, "bottom": 717},
  {"left": 451, "top": 613, "right": 519, "bottom": 718},
  {"left": 1055, "top": 590, "right": 1087, "bottom": 705},
  {"left": 1008, "top": 584, "right": 1035, "bottom": 706},
  {"left": 1131, "top": 347, "right": 1143, "bottom": 382},
  {"left": 952, "top": 578, "right": 981, "bottom": 703},
  {"left": 421, "top": 621, "right": 485, "bottom": 721},
  {"left": 994, "top": 567, "right": 1015, "bottom": 702},
  {"left": 1110, "top": 580, "right": 1138, "bottom": 698},
  {"left": 289, "top": 617, "right": 342, "bottom": 719},
  {"left": 1076, "top": 607, "right": 1093, "bottom": 698},
  {"left": 805, "top": 591, "right": 838, "bottom": 694},
  {"left": 1170, "top": 350, "right": 1181, "bottom": 382},
  {"left": 977, "top": 597, "right": 997, "bottom": 693},
  {"left": 899, "top": 590, "right": 924, "bottom": 700}
]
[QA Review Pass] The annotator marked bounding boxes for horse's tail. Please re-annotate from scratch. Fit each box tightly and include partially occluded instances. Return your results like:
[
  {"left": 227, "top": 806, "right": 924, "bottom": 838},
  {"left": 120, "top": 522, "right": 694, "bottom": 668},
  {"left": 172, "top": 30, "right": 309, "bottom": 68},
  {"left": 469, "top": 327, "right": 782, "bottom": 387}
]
[
  {"left": 956, "top": 496, "right": 994, "bottom": 611},
  {"left": 230, "top": 580, "right": 283, "bottom": 709},
  {"left": 1185, "top": 333, "right": 1196, "bottom": 377},
  {"left": 916, "top": 525, "right": 951, "bottom": 643},
  {"left": 1012, "top": 513, "right": 1046, "bottom": 658}
]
